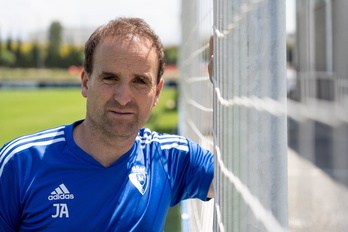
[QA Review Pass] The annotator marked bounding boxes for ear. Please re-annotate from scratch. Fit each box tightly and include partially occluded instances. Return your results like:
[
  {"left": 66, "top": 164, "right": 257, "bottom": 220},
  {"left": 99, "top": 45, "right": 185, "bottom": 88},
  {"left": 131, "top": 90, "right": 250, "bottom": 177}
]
[
  {"left": 81, "top": 70, "right": 89, "bottom": 98},
  {"left": 153, "top": 78, "right": 164, "bottom": 107}
]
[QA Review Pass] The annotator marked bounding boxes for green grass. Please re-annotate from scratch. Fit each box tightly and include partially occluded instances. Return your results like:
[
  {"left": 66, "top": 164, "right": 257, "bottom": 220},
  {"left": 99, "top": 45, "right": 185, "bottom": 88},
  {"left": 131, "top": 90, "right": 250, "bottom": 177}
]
[
  {"left": 0, "top": 87, "right": 178, "bottom": 145},
  {"left": 146, "top": 87, "right": 178, "bottom": 134},
  {"left": 0, "top": 88, "right": 86, "bottom": 144}
]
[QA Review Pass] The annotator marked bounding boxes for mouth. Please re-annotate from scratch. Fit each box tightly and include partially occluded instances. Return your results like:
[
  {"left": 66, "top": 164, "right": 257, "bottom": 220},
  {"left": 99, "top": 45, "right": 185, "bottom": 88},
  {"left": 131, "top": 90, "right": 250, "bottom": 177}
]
[{"left": 108, "top": 110, "right": 134, "bottom": 117}]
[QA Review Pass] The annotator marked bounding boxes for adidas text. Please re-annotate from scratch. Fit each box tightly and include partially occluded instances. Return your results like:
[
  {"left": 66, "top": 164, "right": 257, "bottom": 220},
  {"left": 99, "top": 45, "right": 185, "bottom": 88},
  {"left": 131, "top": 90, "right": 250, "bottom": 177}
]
[{"left": 48, "top": 193, "right": 74, "bottom": 200}]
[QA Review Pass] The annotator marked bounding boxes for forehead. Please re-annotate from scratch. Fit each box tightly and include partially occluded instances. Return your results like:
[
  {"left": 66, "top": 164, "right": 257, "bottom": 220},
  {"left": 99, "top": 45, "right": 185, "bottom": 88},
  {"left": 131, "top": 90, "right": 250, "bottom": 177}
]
[
  {"left": 93, "top": 36, "right": 158, "bottom": 72},
  {"left": 93, "top": 37, "right": 159, "bottom": 77},
  {"left": 97, "top": 36, "right": 156, "bottom": 58}
]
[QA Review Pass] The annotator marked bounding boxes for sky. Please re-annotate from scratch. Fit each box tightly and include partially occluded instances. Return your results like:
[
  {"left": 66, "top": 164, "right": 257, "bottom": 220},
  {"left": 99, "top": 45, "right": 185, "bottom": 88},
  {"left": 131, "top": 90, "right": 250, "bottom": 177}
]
[
  {"left": 0, "top": 0, "right": 182, "bottom": 45},
  {"left": 286, "top": 0, "right": 296, "bottom": 34},
  {"left": 0, "top": 0, "right": 295, "bottom": 46}
]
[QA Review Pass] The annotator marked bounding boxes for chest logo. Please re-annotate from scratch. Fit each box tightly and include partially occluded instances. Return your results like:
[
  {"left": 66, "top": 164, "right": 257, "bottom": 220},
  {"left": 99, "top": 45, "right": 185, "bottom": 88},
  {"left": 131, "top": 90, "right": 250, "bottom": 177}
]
[
  {"left": 129, "top": 165, "right": 148, "bottom": 195},
  {"left": 48, "top": 183, "right": 74, "bottom": 201}
]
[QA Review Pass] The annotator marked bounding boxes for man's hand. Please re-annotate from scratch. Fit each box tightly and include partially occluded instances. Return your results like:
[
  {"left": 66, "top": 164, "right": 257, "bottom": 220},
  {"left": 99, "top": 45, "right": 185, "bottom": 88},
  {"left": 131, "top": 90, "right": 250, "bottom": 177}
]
[{"left": 208, "top": 35, "right": 213, "bottom": 83}]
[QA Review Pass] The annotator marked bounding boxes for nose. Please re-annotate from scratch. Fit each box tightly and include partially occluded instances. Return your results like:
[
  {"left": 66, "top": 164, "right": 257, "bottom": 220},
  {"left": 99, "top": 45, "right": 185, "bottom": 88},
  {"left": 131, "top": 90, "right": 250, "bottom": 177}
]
[{"left": 114, "top": 82, "right": 132, "bottom": 106}]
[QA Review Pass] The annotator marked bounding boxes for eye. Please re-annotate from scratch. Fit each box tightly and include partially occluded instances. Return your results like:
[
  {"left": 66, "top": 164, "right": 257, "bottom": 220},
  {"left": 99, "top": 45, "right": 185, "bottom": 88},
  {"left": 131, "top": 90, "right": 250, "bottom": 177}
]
[
  {"left": 102, "top": 75, "right": 117, "bottom": 84},
  {"left": 132, "top": 75, "right": 154, "bottom": 94},
  {"left": 133, "top": 76, "right": 150, "bottom": 85},
  {"left": 134, "top": 79, "right": 146, "bottom": 84}
]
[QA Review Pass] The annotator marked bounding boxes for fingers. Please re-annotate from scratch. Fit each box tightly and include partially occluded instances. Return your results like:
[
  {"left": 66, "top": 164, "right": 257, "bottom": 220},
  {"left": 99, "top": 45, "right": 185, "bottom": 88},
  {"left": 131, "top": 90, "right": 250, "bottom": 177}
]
[{"left": 208, "top": 35, "right": 214, "bottom": 83}]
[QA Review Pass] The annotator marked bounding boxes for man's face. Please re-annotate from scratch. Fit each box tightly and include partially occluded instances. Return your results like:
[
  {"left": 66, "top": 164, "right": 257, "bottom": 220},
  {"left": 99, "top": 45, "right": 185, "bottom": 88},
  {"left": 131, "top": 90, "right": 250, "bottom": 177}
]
[{"left": 81, "top": 36, "right": 163, "bottom": 139}]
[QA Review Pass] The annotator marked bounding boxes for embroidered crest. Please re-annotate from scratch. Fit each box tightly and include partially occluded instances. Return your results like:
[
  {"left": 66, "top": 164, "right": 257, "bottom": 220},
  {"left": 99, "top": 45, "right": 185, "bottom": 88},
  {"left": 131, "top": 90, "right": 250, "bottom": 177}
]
[{"left": 129, "top": 165, "right": 148, "bottom": 195}]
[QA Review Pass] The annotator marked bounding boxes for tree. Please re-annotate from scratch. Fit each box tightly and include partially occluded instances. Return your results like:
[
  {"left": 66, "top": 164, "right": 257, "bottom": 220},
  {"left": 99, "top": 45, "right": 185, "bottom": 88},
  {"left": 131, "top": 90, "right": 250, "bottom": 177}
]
[
  {"left": 15, "top": 39, "right": 24, "bottom": 67},
  {"left": 0, "top": 35, "right": 16, "bottom": 66},
  {"left": 46, "top": 21, "right": 63, "bottom": 67},
  {"left": 164, "top": 46, "right": 178, "bottom": 65},
  {"left": 31, "top": 42, "right": 44, "bottom": 68},
  {"left": 0, "top": 49, "right": 16, "bottom": 66}
]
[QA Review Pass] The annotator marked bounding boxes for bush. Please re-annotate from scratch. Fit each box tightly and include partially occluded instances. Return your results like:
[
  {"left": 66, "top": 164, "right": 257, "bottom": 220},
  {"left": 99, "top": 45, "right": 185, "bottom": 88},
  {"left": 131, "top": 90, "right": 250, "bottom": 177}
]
[{"left": 0, "top": 50, "right": 16, "bottom": 66}]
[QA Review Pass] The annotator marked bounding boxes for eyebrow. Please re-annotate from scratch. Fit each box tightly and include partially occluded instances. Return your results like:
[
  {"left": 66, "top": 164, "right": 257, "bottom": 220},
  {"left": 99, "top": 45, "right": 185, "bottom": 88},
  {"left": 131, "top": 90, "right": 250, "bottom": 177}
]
[
  {"left": 99, "top": 71, "right": 153, "bottom": 83},
  {"left": 99, "top": 71, "right": 118, "bottom": 77}
]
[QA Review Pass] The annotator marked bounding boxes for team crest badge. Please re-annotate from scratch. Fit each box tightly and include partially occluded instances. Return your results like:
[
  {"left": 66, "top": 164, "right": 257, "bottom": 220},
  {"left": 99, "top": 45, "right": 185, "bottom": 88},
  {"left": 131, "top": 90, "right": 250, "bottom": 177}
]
[{"left": 129, "top": 165, "right": 148, "bottom": 195}]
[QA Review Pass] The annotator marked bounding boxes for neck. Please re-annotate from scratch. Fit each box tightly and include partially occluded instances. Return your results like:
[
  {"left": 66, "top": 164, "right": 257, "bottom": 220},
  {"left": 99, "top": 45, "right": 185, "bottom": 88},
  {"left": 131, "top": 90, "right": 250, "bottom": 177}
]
[{"left": 73, "top": 120, "right": 137, "bottom": 167}]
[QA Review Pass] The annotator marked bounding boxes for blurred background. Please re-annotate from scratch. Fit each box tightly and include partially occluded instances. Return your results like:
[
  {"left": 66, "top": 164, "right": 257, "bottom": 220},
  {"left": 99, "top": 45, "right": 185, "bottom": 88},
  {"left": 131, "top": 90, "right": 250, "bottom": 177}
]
[
  {"left": 1, "top": 0, "right": 348, "bottom": 231},
  {"left": 0, "top": 0, "right": 181, "bottom": 231},
  {"left": 287, "top": 0, "right": 348, "bottom": 231},
  {"left": 0, "top": 0, "right": 181, "bottom": 143}
]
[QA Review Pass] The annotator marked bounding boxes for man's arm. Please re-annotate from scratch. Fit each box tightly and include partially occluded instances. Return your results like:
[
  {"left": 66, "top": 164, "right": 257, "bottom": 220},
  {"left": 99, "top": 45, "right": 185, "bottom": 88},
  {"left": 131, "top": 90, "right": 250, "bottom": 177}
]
[
  {"left": 0, "top": 163, "right": 21, "bottom": 231},
  {"left": 207, "top": 35, "right": 214, "bottom": 199},
  {"left": 208, "top": 182, "right": 214, "bottom": 199}
]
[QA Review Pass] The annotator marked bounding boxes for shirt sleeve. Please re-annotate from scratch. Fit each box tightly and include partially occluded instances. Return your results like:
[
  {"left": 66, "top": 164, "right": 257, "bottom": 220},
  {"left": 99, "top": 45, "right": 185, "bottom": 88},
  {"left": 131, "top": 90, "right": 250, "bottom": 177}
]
[
  {"left": 185, "top": 141, "right": 214, "bottom": 201},
  {"left": 165, "top": 139, "right": 214, "bottom": 206},
  {"left": 0, "top": 147, "right": 21, "bottom": 232}
]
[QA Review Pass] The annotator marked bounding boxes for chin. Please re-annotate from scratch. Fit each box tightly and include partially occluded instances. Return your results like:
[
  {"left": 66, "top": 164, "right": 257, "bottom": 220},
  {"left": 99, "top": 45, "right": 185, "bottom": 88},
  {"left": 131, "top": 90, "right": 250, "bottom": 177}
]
[{"left": 107, "top": 123, "right": 140, "bottom": 138}]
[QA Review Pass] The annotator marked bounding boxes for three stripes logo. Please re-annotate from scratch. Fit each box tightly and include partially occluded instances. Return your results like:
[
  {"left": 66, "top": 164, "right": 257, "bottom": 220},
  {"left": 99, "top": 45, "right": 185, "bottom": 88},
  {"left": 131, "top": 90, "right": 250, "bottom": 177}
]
[{"left": 48, "top": 183, "right": 74, "bottom": 201}]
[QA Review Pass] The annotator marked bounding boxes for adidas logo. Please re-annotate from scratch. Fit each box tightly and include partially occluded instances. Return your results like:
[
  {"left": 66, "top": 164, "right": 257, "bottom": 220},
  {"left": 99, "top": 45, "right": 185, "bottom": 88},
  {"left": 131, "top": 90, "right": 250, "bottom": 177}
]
[{"left": 48, "top": 183, "right": 74, "bottom": 201}]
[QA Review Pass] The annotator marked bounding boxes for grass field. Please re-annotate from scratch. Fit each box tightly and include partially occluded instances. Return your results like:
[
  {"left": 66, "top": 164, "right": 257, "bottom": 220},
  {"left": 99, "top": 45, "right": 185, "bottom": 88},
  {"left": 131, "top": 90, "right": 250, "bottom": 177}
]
[
  {"left": 0, "top": 89, "right": 85, "bottom": 144},
  {"left": 0, "top": 87, "right": 178, "bottom": 145}
]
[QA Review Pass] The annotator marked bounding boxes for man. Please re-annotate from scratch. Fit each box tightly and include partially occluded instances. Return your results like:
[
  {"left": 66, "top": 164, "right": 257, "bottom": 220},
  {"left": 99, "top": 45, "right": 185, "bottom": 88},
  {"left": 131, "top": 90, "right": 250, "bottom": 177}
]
[{"left": 0, "top": 18, "right": 214, "bottom": 231}]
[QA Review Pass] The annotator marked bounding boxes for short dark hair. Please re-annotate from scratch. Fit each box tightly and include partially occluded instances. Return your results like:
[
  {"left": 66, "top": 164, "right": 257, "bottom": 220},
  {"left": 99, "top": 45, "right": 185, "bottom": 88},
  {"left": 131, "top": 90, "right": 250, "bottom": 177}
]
[{"left": 84, "top": 17, "right": 165, "bottom": 83}]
